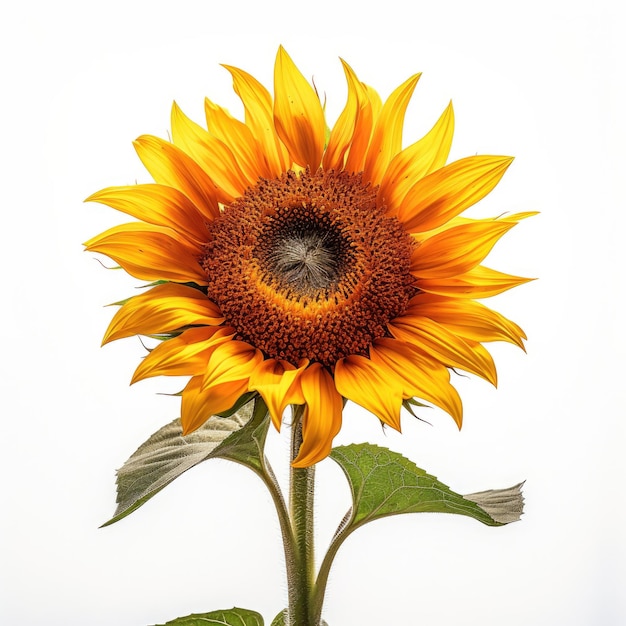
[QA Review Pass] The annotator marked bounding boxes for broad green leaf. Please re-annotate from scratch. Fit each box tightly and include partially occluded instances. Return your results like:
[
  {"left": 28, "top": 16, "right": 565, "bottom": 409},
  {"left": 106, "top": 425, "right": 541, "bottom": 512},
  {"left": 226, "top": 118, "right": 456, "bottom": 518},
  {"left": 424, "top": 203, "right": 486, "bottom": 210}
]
[
  {"left": 330, "top": 443, "right": 524, "bottom": 529},
  {"left": 154, "top": 606, "right": 264, "bottom": 625},
  {"left": 102, "top": 397, "right": 269, "bottom": 526},
  {"left": 212, "top": 397, "right": 271, "bottom": 471},
  {"left": 270, "top": 610, "right": 328, "bottom": 626}
]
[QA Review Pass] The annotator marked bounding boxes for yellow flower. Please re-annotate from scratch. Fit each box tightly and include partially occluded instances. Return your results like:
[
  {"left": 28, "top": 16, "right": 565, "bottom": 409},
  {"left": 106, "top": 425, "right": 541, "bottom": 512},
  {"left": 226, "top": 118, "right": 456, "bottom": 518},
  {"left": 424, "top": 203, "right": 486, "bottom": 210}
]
[{"left": 86, "top": 47, "right": 533, "bottom": 467}]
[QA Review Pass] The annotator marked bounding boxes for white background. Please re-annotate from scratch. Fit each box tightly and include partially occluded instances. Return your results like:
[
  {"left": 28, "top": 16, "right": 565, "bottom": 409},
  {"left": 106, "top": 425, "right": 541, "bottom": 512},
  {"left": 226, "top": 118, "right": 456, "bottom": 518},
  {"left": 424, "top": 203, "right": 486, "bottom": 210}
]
[{"left": 1, "top": 1, "right": 624, "bottom": 624}]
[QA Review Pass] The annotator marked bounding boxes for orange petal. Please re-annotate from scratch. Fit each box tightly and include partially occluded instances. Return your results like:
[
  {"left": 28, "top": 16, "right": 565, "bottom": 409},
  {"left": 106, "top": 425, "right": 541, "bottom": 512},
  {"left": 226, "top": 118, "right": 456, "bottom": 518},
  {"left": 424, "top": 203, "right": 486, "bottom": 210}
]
[
  {"left": 84, "top": 222, "right": 207, "bottom": 284},
  {"left": 204, "top": 97, "right": 271, "bottom": 181},
  {"left": 420, "top": 210, "right": 536, "bottom": 233},
  {"left": 334, "top": 354, "right": 403, "bottom": 431},
  {"left": 248, "top": 358, "right": 306, "bottom": 431},
  {"left": 371, "top": 337, "right": 463, "bottom": 428},
  {"left": 103, "top": 283, "right": 224, "bottom": 344},
  {"left": 389, "top": 316, "right": 497, "bottom": 385},
  {"left": 273, "top": 46, "right": 325, "bottom": 168},
  {"left": 406, "top": 295, "right": 527, "bottom": 349},
  {"left": 362, "top": 73, "right": 421, "bottom": 187},
  {"left": 410, "top": 219, "right": 517, "bottom": 279},
  {"left": 181, "top": 375, "right": 249, "bottom": 434},
  {"left": 364, "top": 84, "right": 383, "bottom": 125},
  {"left": 85, "top": 184, "right": 209, "bottom": 251},
  {"left": 131, "top": 326, "right": 234, "bottom": 383},
  {"left": 133, "top": 135, "right": 220, "bottom": 222},
  {"left": 171, "top": 102, "right": 249, "bottom": 202},
  {"left": 398, "top": 155, "right": 514, "bottom": 233},
  {"left": 323, "top": 59, "right": 362, "bottom": 171},
  {"left": 224, "top": 63, "right": 290, "bottom": 175},
  {"left": 292, "top": 363, "right": 343, "bottom": 468},
  {"left": 378, "top": 101, "right": 454, "bottom": 211},
  {"left": 417, "top": 265, "right": 534, "bottom": 299},
  {"left": 343, "top": 78, "right": 379, "bottom": 174},
  {"left": 201, "top": 340, "right": 264, "bottom": 391}
]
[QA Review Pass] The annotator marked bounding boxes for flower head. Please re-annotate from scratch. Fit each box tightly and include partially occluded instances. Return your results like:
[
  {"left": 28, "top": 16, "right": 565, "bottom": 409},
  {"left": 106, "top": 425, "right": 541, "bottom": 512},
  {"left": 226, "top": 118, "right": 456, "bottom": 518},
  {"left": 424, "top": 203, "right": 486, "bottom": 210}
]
[{"left": 86, "top": 47, "right": 533, "bottom": 467}]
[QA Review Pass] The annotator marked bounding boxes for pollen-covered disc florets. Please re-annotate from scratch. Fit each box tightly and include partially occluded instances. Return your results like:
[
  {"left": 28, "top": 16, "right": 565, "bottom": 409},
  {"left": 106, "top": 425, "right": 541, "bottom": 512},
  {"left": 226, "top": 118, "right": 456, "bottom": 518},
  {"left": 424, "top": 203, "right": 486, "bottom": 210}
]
[{"left": 202, "top": 169, "right": 416, "bottom": 367}]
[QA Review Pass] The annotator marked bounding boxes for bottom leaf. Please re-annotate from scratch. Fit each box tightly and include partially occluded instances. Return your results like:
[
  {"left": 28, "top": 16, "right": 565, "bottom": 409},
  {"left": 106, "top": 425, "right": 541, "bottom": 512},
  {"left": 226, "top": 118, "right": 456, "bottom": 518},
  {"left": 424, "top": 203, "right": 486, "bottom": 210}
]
[{"left": 155, "top": 607, "right": 264, "bottom": 625}]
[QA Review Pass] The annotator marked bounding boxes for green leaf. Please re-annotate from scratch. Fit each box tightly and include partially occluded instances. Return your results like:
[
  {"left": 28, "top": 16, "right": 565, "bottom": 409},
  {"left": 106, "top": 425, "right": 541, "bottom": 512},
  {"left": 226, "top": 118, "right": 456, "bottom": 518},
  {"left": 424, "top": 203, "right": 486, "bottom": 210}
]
[
  {"left": 102, "top": 397, "right": 269, "bottom": 527},
  {"left": 154, "top": 606, "right": 264, "bottom": 625},
  {"left": 211, "top": 396, "right": 271, "bottom": 472},
  {"left": 330, "top": 443, "right": 524, "bottom": 529}
]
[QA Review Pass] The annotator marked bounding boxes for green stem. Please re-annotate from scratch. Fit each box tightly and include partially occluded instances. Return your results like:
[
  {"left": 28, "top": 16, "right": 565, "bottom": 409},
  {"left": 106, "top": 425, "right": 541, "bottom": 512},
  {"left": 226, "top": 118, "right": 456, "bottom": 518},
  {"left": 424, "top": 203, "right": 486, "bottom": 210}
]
[
  {"left": 245, "top": 400, "right": 291, "bottom": 548},
  {"left": 311, "top": 513, "right": 354, "bottom": 622},
  {"left": 256, "top": 459, "right": 292, "bottom": 570},
  {"left": 286, "top": 405, "right": 317, "bottom": 626},
  {"left": 244, "top": 400, "right": 295, "bottom": 624}
]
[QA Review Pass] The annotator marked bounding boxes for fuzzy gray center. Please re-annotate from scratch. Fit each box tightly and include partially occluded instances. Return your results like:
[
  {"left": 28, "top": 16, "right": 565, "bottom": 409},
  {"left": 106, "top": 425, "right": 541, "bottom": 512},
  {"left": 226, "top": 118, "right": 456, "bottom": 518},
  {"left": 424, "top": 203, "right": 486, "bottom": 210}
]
[{"left": 266, "top": 231, "right": 341, "bottom": 291}]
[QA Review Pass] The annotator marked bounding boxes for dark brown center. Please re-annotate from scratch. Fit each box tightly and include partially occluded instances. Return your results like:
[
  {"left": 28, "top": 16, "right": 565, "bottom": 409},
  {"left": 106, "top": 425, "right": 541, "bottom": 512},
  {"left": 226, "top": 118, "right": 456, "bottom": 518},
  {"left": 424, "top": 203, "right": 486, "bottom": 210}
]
[{"left": 202, "top": 169, "right": 416, "bottom": 367}]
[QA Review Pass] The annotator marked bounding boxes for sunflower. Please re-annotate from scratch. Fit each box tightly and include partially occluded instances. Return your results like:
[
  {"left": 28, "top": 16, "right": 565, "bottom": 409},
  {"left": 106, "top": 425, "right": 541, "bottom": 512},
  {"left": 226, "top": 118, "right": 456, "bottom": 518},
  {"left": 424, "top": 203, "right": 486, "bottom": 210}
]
[{"left": 86, "top": 47, "right": 533, "bottom": 467}]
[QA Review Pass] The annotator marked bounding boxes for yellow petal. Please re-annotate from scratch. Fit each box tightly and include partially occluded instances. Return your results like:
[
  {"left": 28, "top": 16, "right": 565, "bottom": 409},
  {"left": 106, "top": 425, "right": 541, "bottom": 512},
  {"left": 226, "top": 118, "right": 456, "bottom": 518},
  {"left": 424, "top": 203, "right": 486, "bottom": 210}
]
[
  {"left": 334, "top": 354, "right": 403, "bottom": 431},
  {"left": 181, "top": 375, "right": 249, "bottom": 434},
  {"left": 133, "top": 135, "right": 220, "bottom": 222},
  {"left": 417, "top": 265, "right": 534, "bottom": 299},
  {"left": 411, "top": 211, "right": 537, "bottom": 244},
  {"left": 171, "top": 102, "right": 250, "bottom": 202},
  {"left": 410, "top": 220, "right": 517, "bottom": 279},
  {"left": 273, "top": 46, "right": 325, "bottom": 168},
  {"left": 248, "top": 359, "right": 306, "bottom": 431},
  {"left": 389, "top": 316, "right": 497, "bottom": 385},
  {"left": 500, "top": 211, "right": 539, "bottom": 222},
  {"left": 201, "top": 340, "right": 264, "bottom": 391},
  {"left": 378, "top": 102, "right": 454, "bottom": 211},
  {"left": 85, "top": 184, "right": 209, "bottom": 251},
  {"left": 399, "top": 156, "right": 514, "bottom": 233},
  {"left": 362, "top": 73, "right": 421, "bottom": 187},
  {"left": 342, "top": 76, "right": 377, "bottom": 174},
  {"left": 103, "top": 283, "right": 224, "bottom": 344},
  {"left": 292, "top": 363, "right": 343, "bottom": 468},
  {"left": 131, "top": 326, "right": 234, "bottom": 383},
  {"left": 323, "top": 59, "right": 362, "bottom": 171},
  {"left": 364, "top": 84, "right": 383, "bottom": 125},
  {"left": 406, "top": 295, "right": 527, "bottom": 349},
  {"left": 84, "top": 222, "right": 207, "bottom": 284},
  {"left": 224, "top": 63, "right": 290, "bottom": 175},
  {"left": 371, "top": 337, "right": 463, "bottom": 428},
  {"left": 204, "top": 97, "right": 272, "bottom": 181}
]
